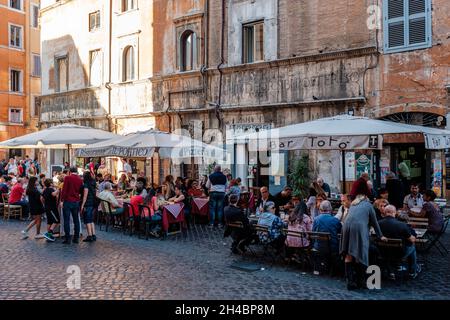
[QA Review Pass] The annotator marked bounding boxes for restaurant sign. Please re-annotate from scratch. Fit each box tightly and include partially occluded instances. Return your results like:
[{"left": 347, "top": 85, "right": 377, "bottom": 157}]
[
  {"left": 248, "top": 135, "right": 383, "bottom": 151},
  {"left": 76, "top": 146, "right": 155, "bottom": 158},
  {"left": 424, "top": 134, "right": 450, "bottom": 150}
]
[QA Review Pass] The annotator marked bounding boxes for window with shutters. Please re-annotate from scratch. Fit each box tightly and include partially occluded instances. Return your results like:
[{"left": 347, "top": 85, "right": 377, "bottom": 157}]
[
  {"left": 89, "top": 11, "right": 101, "bottom": 32},
  {"left": 9, "top": 0, "right": 22, "bottom": 10},
  {"left": 383, "top": 0, "right": 432, "bottom": 53},
  {"left": 121, "top": 0, "right": 136, "bottom": 12},
  {"left": 9, "top": 24, "right": 23, "bottom": 49},
  {"left": 31, "top": 4, "right": 39, "bottom": 28},
  {"left": 9, "top": 108, "right": 23, "bottom": 124},
  {"left": 10, "top": 69, "right": 22, "bottom": 92},
  {"left": 242, "top": 21, "right": 264, "bottom": 63},
  {"left": 32, "top": 54, "right": 41, "bottom": 77}
]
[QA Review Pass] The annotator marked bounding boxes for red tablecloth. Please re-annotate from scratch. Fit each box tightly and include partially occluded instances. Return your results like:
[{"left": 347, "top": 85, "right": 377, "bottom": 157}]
[
  {"left": 162, "top": 203, "right": 185, "bottom": 233},
  {"left": 191, "top": 198, "right": 209, "bottom": 217}
]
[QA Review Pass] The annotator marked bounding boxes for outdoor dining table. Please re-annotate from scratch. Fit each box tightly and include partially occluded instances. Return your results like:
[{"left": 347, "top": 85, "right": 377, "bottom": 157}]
[
  {"left": 162, "top": 203, "right": 185, "bottom": 233},
  {"left": 191, "top": 197, "right": 209, "bottom": 220}
]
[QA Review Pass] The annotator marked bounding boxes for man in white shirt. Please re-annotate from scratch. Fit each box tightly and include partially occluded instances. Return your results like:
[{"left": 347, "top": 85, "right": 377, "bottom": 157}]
[
  {"left": 97, "top": 182, "right": 124, "bottom": 214},
  {"left": 403, "top": 183, "right": 424, "bottom": 212},
  {"left": 121, "top": 158, "right": 132, "bottom": 174}
]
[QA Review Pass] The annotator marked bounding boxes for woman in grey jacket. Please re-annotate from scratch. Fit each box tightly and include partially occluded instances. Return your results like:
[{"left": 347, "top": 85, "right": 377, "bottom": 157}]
[{"left": 340, "top": 192, "right": 386, "bottom": 290}]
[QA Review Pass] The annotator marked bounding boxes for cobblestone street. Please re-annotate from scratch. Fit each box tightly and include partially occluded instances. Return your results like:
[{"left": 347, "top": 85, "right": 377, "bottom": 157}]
[{"left": 0, "top": 219, "right": 449, "bottom": 300}]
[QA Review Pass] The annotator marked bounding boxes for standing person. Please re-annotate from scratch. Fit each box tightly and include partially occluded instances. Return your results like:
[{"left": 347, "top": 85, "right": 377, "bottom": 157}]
[
  {"left": 60, "top": 167, "right": 83, "bottom": 244},
  {"left": 398, "top": 157, "right": 411, "bottom": 195},
  {"left": 200, "top": 174, "right": 209, "bottom": 196},
  {"left": 37, "top": 174, "right": 46, "bottom": 193},
  {"left": 17, "top": 160, "right": 24, "bottom": 177},
  {"left": 349, "top": 172, "right": 371, "bottom": 199},
  {"left": 21, "top": 177, "right": 45, "bottom": 239},
  {"left": 42, "top": 179, "right": 60, "bottom": 242},
  {"left": 385, "top": 172, "right": 405, "bottom": 209},
  {"left": 340, "top": 188, "right": 386, "bottom": 290},
  {"left": 206, "top": 165, "right": 227, "bottom": 228},
  {"left": 80, "top": 171, "right": 98, "bottom": 242},
  {"left": 97, "top": 159, "right": 108, "bottom": 177},
  {"left": 121, "top": 158, "right": 132, "bottom": 174},
  {"left": 85, "top": 158, "right": 95, "bottom": 177},
  {"left": 5, "top": 158, "right": 16, "bottom": 175}
]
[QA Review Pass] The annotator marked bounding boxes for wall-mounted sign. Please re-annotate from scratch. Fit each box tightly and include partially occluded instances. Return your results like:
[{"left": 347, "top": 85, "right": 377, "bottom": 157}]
[{"left": 424, "top": 134, "right": 450, "bottom": 150}]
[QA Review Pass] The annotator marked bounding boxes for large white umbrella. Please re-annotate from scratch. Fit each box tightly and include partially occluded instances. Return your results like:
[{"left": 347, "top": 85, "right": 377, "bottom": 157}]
[
  {"left": 233, "top": 115, "right": 450, "bottom": 151},
  {"left": 0, "top": 124, "right": 120, "bottom": 164},
  {"left": 75, "top": 129, "right": 226, "bottom": 160}
]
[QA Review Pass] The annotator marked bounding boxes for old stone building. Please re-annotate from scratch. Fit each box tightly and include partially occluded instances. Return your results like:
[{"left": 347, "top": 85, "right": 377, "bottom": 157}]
[
  {"left": 151, "top": 0, "right": 450, "bottom": 195},
  {"left": 39, "top": 0, "right": 155, "bottom": 172}
]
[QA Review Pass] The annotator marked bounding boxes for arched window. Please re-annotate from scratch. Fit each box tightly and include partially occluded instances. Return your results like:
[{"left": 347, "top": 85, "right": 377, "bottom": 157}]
[
  {"left": 123, "top": 46, "right": 135, "bottom": 81},
  {"left": 180, "top": 30, "right": 196, "bottom": 72}
]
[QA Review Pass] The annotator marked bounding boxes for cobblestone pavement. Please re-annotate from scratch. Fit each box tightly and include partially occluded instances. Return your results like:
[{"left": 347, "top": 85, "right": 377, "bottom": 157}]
[{"left": 0, "top": 219, "right": 449, "bottom": 300}]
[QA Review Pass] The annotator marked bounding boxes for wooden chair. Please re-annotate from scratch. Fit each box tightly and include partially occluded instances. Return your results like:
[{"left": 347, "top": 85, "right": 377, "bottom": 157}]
[
  {"left": 1, "top": 193, "right": 22, "bottom": 220},
  {"left": 375, "top": 238, "right": 408, "bottom": 282}
]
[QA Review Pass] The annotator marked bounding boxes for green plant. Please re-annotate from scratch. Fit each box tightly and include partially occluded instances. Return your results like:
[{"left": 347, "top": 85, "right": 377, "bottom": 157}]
[{"left": 288, "top": 154, "right": 311, "bottom": 199}]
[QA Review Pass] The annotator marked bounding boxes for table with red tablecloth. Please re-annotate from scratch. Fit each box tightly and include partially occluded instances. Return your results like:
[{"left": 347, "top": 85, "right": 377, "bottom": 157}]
[
  {"left": 191, "top": 197, "right": 209, "bottom": 220},
  {"left": 162, "top": 203, "right": 185, "bottom": 233}
]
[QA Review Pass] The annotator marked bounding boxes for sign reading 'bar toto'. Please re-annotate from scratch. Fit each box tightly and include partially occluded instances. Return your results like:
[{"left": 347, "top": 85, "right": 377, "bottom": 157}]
[
  {"left": 250, "top": 135, "right": 383, "bottom": 151},
  {"left": 424, "top": 134, "right": 450, "bottom": 150}
]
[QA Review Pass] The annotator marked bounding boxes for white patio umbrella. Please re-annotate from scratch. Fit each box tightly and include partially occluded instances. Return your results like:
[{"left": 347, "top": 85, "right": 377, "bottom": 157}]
[
  {"left": 233, "top": 115, "right": 450, "bottom": 151},
  {"left": 75, "top": 129, "right": 226, "bottom": 160},
  {"left": 0, "top": 124, "right": 120, "bottom": 163}
]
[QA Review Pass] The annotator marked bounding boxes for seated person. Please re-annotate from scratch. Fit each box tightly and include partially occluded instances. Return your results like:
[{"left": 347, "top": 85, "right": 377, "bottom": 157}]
[
  {"left": 309, "top": 192, "right": 327, "bottom": 220},
  {"left": 187, "top": 180, "right": 205, "bottom": 198},
  {"left": 132, "top": 181, "right": 148, "bottom": 199},
  {"left": 8, "top": 178, "right": 30, "bottom": 217},
  {"left": 409, "top": 190, "right": 444, "bottom": 235},
  {"left": 312, "top": 201, "right": 342, "bottom": 255},
  {"left": 377, "top": 188, "right": 389, "bottom": 201},
  {"left": 256, "top": 186, "right": 275, "bottom": 216},
  {"left": 286, "top": 202, "right": 312, "bottom": 249},
  {"left": 379, "top": 205, "right": 421, "bottom": 279},
  {"left": 373, "top": 199, "right": 389, "bottom": 221},
  {"left": 224, "top": 194, "right": 253, "bottom": 254},
  {"left": 335, "top": 194, "right": 352, "bottom": 224},
  {"left": 117, "top": 173, "right": 130, "bottom": 192},
  {"left": 274, "top": 186, "right": 293, "bottom": 212},
  {"left": 168, "top": 186, "right": 190, "bottom": 224},
  {"left": 257, "top": 201, "right": 287, "bottom": 251},
  {"left": 0, "top": 175, "right": 10, "bottom": 195},
  {"left": 316, "top": 177, "right": 331, "bottom": 198},
  {"left": 403, "top": 183, "right": 424, "bottom": 213},
  {"left": 97, "top": 182, "right": 124, "bottom": 215}
]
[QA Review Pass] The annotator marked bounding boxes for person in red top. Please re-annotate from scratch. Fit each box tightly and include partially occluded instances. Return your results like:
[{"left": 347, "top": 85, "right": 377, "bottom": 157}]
[
  {"left": 9, "top": 178, "right": 30, "bottom": 218},
  {"left": 187, "top": 180, "right": 205, "bottom": 197},
  {"left": 349, "top": 172, "right": 371, "bottom": 200},
  {"left": 60, "top": 167, "right": 83, "bottom": 244}
]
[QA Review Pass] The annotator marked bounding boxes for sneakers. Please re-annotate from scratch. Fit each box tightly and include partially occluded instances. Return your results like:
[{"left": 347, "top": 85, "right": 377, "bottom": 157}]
[
  {"left": 82, "top": 236, "right": 93, "bottom": 242},
  {"left": 34, "top": 234, "right": 45, "bottom": 239},
  {"left": 92, "top": 235, "right": 97, "bottom": 241},
  {"left": 43, "top": 232, "right": 55, "bottom": 242},
  {"left": 21, "top": 230, "right": 29, "bottom": 240},
  {"left": 409, "top": 264, "right": 422, "bottom": 279}
]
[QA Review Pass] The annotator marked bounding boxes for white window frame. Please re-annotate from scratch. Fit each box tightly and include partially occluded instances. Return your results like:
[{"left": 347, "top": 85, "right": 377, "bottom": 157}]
[
  {"left": 121, "top": 0, "right": 137, "bottom": 13},
  {"left": 383, "top": 0, "right": 432, "bottom": 54},
  {"left": 31, "top": 3, "right": 40, "bottom": 29},
  {"left": 9, "top": 23, "right": 24, "bottom": 49},
  {"left": 242, "top": 20, "right": 265, "bottom": 64},
  {"left": 8, "top": 0, "right": 23, "bottom": 12},
  {"left": 9, "top": 68, "right": 23, "bottom": 93},
  {"left": 122, "top": 45, "right": 136, "bottom": 82},
  {"left": 89, "top": 49, "right": 103, "bottom": 87},
  {"left": 32, "top": 54, "right": 41, "bottom": 77},
  {"left": 89, "top": 10, "right": 101, "bottom": 32},
  {"left": 8, "top": 107, "right": 23, "bottom": 124}
]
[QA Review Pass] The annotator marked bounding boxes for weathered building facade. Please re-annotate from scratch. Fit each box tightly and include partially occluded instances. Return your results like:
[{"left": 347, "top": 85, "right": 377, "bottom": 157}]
[
  {"left": 151, "top": 0, "right": 450, "bottom": 195},
  {"left": 39, "top": 0, "right": 155, "bottom": 171}
]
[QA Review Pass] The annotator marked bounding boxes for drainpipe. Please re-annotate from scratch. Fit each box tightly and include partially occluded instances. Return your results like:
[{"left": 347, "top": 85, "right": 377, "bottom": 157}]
[
  {"left": 215, "top": 0, "right": 226, "bottom": 129},
  {"left": 106, "top": 0, "right": 113, "bottom": 132}
]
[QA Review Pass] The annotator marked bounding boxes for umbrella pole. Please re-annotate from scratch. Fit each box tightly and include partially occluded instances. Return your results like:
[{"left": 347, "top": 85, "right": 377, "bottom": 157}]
[
  {"left": 151, "top": 156, "right": 154, "bottom": 187},
  {"left": 342, "top": 150, "right": 346, "bottom": 194},
  {"left": 67, "top": 144, "right": 71, "bottom": 166}
]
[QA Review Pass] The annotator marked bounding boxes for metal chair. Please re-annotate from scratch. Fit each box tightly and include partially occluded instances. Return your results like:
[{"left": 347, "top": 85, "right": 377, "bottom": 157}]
[{"left": 122, "top": 202, "right": 137, "bottom": 236}]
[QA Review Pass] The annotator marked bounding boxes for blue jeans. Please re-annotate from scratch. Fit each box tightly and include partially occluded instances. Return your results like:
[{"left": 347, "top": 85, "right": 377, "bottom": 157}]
[
  {"left": 209, "top": 192, "right": 225, "bottom": 225},
  {"left": 63, "top": 201, "right": 80, "bottom": 239},
  {"left": 403, "top": 245, "right": 418, "bottom": 273}
]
